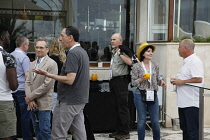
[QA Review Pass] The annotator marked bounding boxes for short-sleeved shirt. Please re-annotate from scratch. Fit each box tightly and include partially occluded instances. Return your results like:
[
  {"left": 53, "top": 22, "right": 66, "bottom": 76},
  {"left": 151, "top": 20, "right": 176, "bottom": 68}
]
[
  {"left": 0, "top": 46, "right": 16, "bottom": 101},
  {"left": 177, "top": 53, "right": 204, "bottom": 108},
  {"left": 111, "top": 49, "right": 129, "bottom": 77},
  {"left": 57, "top": 45, "right": 89, "bottom": 105},
  {"left": 11, "top": 48, "right": 30, "bottom": 91}
]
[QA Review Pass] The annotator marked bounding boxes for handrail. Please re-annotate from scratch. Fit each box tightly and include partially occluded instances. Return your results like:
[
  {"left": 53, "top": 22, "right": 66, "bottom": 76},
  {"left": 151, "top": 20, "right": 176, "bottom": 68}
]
[
  {"left": 184, "top": 83, "right": 210, "bottom": 140},
  {"left": 185, "top": 83, "right": 210, "bottom": 90}
]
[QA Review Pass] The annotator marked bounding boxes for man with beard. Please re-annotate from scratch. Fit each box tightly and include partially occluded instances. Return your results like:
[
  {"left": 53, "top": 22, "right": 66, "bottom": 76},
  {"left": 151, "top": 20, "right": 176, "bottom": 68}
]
[
  {"left": 109, "top": 33, "right": 132, "bottom": 140},
  {"left": 0, "top": 24, "right": 18, "bottom": 139}
]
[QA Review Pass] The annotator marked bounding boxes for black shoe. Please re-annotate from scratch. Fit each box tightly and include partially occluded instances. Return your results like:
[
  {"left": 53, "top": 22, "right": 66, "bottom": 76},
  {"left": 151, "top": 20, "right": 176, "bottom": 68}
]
[
  {"left": 109, "top": 132, "right": 119, "bottom": 138},
  {"left": 115, "top": 134, "right": 130, "bottom": 140}
]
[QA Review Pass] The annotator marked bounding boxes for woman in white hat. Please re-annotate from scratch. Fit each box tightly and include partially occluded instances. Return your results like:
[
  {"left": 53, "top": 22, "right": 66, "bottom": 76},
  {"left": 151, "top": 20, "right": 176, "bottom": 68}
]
[{"left": 131, "top": 42, "right": 166, "bottom": 140}]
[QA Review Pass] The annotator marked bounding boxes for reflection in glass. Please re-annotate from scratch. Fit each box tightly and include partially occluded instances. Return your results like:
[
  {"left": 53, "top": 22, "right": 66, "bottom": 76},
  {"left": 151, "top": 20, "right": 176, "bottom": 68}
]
[
  {"left": 0, "top": 0, "right": 66, "bottom": 54},
  {"left": 148, "top": 0, "right": 169, "bottom": 41},
  {"left": 75, "top": 0, "right": 135, "bottom": 61},
  {"left": 174, "top": 0, "right": 210, "bottom": 39},
  {"left": 0, "top": 0, "right": 135, "bottom": 62}
]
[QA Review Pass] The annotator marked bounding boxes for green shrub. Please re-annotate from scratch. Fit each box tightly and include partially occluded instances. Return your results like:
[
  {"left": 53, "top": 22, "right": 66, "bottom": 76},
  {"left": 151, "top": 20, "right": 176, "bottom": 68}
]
[
  {"left": 173, "top": 36, "right": 210, "bottom": 42},
  {"left": 193, "top": 36, "right": 206, "bottom": 42}
]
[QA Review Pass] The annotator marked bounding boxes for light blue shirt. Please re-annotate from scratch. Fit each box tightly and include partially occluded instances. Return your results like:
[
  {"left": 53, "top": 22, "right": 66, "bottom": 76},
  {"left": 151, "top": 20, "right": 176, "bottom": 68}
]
[{"left": 11, "top": 48, "right": 30, "bottom": 91}]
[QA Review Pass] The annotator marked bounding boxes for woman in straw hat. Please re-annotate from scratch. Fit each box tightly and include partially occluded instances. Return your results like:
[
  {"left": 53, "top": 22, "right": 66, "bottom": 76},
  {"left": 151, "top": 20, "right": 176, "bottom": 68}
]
[{"left": 131, "top": 42, "right": 166, "bottom": 140}]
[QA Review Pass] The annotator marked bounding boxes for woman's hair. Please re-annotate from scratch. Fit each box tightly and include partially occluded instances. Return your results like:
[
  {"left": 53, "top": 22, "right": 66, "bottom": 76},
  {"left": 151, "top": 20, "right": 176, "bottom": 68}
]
[
  {"left": 49, "top": 37, "right": 66, "bottom": 62},
  {"left": 139, "top": 46, "right": 154, "bottom": 62}
]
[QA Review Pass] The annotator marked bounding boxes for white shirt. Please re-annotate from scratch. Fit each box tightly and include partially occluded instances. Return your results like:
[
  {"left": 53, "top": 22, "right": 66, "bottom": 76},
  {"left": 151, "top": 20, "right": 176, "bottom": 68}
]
[
  {"left": 33, "top": 56, "right": 46, "bottom": 76},
  {"left": 177, "top": 53, "right": 204, "bottom": 108},
  {"left": 0, "top": 46, "right": 13, "bottom": 101}
]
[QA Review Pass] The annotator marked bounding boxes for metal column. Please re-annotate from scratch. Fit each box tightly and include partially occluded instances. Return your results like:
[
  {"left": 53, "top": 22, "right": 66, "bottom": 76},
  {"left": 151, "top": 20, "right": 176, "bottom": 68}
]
[{"left": 199, "top": 88, "right": 204, "bottom": 140}]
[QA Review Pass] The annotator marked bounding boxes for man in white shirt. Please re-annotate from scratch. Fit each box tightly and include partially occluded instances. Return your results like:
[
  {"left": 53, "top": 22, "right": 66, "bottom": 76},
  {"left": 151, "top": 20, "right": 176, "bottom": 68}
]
[
  {"left": 0, "top": 24, "right": 18, "bottom": 139},
  {"left": 171, "top": 39, "right": 204, "bottom": 140}
]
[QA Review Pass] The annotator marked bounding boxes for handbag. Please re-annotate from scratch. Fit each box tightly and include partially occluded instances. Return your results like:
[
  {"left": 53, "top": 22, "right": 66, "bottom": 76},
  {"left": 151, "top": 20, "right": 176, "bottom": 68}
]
[{"left": 138, "top": 89, "right": 157, "bottom": 103}]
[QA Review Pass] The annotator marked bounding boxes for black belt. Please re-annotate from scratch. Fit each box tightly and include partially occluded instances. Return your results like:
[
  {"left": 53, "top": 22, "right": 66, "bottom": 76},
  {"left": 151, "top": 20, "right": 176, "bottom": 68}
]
[{"left": 112, "top": 75, "right": 129, "bottom": 79}]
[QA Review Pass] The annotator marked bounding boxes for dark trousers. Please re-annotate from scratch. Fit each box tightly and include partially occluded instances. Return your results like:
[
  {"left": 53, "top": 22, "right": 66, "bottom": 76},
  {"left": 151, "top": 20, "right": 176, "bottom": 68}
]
[
  {"left": 12, "top": 91, "right": 33, "bottom": 140},
  {"left": 110, "top": 78, "right": 130, "bottom": 134},
  {"left": 178, "top": 107, "right": 199, "bottom": 140}
]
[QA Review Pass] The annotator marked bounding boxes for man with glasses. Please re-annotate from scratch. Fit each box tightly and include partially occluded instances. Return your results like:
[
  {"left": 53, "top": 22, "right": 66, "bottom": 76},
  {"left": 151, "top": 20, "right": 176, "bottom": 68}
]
[
  {"left": 25, "top": 38, "right": 58, "bottom": 140},
  {"left": 11, "top": 36, "right": 33, "bottom": 140},
  {"left": 33, "top": 26, "right": 89, "bottom": 140}
]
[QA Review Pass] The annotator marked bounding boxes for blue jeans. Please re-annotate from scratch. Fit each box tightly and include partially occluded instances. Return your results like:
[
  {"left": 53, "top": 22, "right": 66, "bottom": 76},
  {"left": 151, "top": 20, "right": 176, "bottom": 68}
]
[
  {"left": 178, "top": 107, "right": 199, "bottom": 140},
  {"left": 12, "top": 91, "right": 33, "bottom": 140},
  {"left": 134, "top": 89, "right": 160, "bottom": 140},
  {"left": 52, "top": 92, "right": 57, "bottom": 112},
  {"left": 31, "top": 110, "right": 51, "bottom": 140}
]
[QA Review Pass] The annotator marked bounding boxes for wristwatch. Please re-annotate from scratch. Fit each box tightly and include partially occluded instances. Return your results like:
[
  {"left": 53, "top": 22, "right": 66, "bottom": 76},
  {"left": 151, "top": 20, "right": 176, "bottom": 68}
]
[{"left": 119, "top": 53, "right": 123, "bottom": 56}]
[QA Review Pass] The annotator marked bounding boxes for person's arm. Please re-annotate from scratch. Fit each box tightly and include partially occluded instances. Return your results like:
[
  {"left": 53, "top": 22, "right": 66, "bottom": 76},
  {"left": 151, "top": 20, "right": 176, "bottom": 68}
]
[
  {"left": 6, "top": 68, "right": 18, "bottom": 91},
  {"left": 155, "top": 63, "right": 166, "bottom": 88},
  {"left": 25, "top": 65, "right": 32, "bottom": 104},
  {"left": 28, "top": 61, "right": 58, "bottom": 101},
  {"left": 172, "top": 77, "right": 202, "bottom": 85},
  {"left": 119, "top": 54, "right": 132, "bottom": 66},
  {"left": 117, "top": 49, "right": 132, "bottom": 66},
  {"left": 33, "top": 69, "right": 76, "bottom": 85},
  {"left": 25, "top": 72, "right": 29, "bottom": 77},
  {"left": 131, "top": 63, "right": 148, "bottom": 87},
  {"left": 22, "top": 57, "right": 30, "bottom": 78}
]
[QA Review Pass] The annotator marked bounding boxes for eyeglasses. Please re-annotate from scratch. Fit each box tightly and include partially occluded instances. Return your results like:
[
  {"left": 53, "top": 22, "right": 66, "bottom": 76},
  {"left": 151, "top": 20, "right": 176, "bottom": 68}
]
[{"left": 34, "top": 46, "right": 47, "bottom": 50}]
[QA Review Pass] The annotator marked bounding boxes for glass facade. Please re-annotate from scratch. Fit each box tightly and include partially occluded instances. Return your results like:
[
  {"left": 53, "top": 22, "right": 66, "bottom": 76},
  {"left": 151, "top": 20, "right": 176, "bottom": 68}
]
[
  {"left": 73, "top": 0, "right": 135, "bottom": 61},
  {"left": 0, "top": 0, "right": 65, "bottom": 55},
  {"left": 174, "top": 0, "right": 210, "bottom": 39},
  {"left": 0, "top": 0, "right": 135, "bottom": 62}
]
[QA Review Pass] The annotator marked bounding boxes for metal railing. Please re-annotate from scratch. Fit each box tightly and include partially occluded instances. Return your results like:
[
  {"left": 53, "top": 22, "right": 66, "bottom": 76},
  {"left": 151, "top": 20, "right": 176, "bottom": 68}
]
[{"left": 185, "top": 83, "right": 210, "bottom": 140}]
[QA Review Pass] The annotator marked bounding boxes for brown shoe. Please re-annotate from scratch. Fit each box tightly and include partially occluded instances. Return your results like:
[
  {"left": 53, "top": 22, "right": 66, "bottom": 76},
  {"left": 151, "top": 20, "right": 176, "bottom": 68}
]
[
  {"left": 115, "top": 134, "right": 130, "bottom": 140},
  {"left": 109, "top": 132, "right": 119, "bottom": 138}
]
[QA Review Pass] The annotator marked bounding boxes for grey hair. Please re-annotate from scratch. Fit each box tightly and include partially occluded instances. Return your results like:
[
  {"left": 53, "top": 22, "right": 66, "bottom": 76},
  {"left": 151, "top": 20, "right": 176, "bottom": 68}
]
[
  {"left": 113, "top": 33, "right": 122, "bottom": 40},
  {"left": 36, "top": 37, "right": 49, "bottom": 48},
  {"left": 181, "top": 39, "right": 195, "bottom": 50},
  {"left": 15, "top": 36, "right": 28, "bottom": 47}
]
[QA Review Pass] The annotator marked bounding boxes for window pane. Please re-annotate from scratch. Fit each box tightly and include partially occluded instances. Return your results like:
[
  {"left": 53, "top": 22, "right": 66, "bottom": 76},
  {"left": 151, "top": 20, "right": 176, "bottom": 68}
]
[
  {"left": 74, "top": 0, "right": 135, "bottom": 61},
  {"left": 148, "top": 0, "right": 169, "bottom": 41},
  {"left": 174, "top": 0, "right": 210, "bottom": 39},
  {"left": 0, "top": 0, "right": 66, "bottom": 55},
  {"left": 0, "top": 0, "right": 135, "bottom": 62}
]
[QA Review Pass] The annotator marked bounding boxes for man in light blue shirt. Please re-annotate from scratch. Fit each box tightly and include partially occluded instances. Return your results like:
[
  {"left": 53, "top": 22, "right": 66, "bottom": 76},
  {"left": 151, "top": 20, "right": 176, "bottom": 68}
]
[{"left": 11, "top": 36, "right": 33, "bottom": 140}]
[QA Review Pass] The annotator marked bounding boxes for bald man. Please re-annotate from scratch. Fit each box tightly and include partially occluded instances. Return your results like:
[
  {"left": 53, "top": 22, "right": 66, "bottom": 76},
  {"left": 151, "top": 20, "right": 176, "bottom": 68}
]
[
  {"left": 109, "top": 33, "right": 132, "bottom": 140},
  {"left": 171, "top": 39, "right": 204, "bottom": 140}
]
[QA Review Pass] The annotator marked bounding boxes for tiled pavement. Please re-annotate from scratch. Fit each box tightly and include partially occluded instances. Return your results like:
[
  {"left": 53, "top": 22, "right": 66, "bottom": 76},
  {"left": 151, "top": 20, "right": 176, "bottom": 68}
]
[
  {"left": 18, "top": 127, "right": 210, "bottom": 140},
  {"left": 93, "top": 127, "right": 210, "bottom": 140}
]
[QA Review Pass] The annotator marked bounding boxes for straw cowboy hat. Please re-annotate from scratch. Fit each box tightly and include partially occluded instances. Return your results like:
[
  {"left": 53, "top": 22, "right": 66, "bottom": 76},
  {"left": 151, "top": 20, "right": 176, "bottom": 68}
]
[{"left": 137, "top": 42, "right": 156, "bottom": 60}]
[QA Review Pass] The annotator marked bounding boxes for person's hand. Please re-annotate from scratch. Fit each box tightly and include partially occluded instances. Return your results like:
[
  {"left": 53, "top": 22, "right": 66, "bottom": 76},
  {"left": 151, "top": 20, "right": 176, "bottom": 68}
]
[
  {"left": 171, "top": 79, "right": 184, "bottom": 85},
  {"left": 28, "top": 101, "right": 37, "bottom": 110},
  {"left": 119, "top": 45, "right": 134, "bottom": 58},
  {"left": 139, "top": 75, "right": 149, "bottom": 83},
  {"left": 25, "top": 96, "right": 32, "bottom": 104},
  {"left": 116, "top": 48, "right": 121, "bottom": 55},
  {"left": 161, "top": 80, "right": 167, "bottom": 89},
  {"left": 33, "top": 69, "right": 48, "bottom": 76}
]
